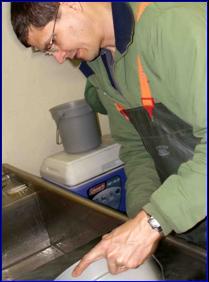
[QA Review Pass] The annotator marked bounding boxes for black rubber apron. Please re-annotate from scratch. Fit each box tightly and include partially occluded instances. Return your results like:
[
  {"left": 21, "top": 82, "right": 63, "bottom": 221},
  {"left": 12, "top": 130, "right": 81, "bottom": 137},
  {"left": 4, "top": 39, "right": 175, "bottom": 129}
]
[
  {"left": 126, "top": 103, "right": 206, "bottom": 248},
  {"left": 126, "top": 103, "right": 201, "bottom": 182}
]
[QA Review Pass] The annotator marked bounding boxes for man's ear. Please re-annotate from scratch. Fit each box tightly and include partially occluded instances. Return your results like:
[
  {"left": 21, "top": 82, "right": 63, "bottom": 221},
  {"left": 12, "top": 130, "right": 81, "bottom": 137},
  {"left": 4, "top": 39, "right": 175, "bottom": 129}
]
[{"left": 59, "top": 2, "right": 82, "bottom": 12}]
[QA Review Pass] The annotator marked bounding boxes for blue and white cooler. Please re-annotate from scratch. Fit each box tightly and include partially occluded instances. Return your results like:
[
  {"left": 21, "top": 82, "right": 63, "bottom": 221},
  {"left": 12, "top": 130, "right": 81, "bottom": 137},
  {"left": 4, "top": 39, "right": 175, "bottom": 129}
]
[{"left": 40, "top": 135, "right": 127, "bottom": 212}]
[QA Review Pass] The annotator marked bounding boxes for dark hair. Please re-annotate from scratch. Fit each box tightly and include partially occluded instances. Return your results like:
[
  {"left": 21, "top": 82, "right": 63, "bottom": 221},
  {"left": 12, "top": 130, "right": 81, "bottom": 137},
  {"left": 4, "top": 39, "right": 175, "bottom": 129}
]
[{"left": 11, "top": 2, "right": 59, "bottom": 47}]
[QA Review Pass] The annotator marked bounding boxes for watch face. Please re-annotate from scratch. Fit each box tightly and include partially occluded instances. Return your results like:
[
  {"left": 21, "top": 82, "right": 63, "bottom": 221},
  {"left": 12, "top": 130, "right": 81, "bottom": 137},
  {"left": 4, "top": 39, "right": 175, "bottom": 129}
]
[
  {"left": 150, "top": 218, "right": 161, "bottom": 228},
  {"left": 148, "top": 217, "right": 161, "bottom": 230},
  {"left": 148, "top": 217, "right": 163, "bottom": 234}
]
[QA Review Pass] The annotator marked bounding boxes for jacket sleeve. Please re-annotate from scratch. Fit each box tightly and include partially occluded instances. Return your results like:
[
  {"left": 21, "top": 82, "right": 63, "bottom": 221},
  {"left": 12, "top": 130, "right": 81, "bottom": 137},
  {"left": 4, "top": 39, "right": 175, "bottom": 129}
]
[{"left": 142, "top": 6, "right": 206, "bottom": 235}]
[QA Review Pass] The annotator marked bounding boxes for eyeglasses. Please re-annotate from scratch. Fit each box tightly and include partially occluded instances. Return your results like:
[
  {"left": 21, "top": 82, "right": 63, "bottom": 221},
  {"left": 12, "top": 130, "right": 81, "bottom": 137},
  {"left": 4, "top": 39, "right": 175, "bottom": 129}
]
[{"left": 32, "top": 4, "right": 60, "bottom": 55}]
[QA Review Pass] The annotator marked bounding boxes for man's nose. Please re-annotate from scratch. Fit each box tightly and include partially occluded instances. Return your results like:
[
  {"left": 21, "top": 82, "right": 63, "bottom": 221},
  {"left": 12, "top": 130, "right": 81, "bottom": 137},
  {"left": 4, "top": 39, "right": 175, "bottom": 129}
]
[{"left": 52, "top": 50, "right": 66, "bottom": 64}]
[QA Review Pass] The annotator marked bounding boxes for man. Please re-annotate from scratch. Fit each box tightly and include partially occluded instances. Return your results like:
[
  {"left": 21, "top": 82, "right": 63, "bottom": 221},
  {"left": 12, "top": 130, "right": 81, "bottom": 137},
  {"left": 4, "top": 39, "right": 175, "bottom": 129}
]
[{"left": 11, "top": 2, "right": 206, "bottom": 277}]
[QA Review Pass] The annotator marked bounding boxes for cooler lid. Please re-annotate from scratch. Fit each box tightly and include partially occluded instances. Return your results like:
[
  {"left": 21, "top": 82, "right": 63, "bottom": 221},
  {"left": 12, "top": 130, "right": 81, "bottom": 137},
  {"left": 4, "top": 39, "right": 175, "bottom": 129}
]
[{"left": 44, "top": 135, "right": 118, "bottom": 164}]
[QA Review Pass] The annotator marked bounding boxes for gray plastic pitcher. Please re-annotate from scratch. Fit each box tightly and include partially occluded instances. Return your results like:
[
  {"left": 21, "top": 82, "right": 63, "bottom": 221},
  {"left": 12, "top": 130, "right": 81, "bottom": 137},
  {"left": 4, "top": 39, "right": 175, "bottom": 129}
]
[{"left": 50, "top": 99, "right": 101, "bottom": 154}]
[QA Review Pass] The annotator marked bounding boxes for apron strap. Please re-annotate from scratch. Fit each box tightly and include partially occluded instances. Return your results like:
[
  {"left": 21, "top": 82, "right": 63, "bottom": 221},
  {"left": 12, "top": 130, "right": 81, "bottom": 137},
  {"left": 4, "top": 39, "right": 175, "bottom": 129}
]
[
  {"left": 136, "top": 2, "right": 155, "bottom": 120},
  {"left": 135, "top": 2, "right": 152, "bottom": 22},
  {"left": 115, "top": 103, "right": 130, "bottom": 121},
  {"left": 136, "top": 55, "right": 155, "bottom": 119}
]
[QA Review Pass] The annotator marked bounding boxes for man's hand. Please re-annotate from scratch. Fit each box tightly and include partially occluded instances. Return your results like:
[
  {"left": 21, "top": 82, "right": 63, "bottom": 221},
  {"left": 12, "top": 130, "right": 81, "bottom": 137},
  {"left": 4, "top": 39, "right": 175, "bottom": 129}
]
[{"left": 72, "top": 210, "right": 163, "bottom": 276}]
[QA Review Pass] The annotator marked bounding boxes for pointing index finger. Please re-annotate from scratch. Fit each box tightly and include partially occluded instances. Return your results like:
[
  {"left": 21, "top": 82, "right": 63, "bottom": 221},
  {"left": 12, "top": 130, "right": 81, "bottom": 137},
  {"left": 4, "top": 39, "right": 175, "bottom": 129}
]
[{"left": 72, "top": 242, "right": 105, "bottom": 277}]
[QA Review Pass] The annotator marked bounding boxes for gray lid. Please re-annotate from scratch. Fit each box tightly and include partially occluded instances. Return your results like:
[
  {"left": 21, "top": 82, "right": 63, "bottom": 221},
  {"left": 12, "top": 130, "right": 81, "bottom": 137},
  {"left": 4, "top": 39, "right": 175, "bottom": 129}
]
[{"left": 50, "top": 99, "right": 93, "bottom": 120}]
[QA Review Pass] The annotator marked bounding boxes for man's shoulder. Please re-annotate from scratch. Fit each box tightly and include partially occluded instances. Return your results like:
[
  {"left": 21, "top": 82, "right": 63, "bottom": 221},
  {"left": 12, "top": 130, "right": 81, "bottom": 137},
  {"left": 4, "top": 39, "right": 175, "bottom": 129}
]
[
  {"left": 130, "top": 2, "right": 206, "bottom": 24},
  {"left": 132, "top": 2, "right": 206, "bottom": 39},
  {"left": 144, "top": 2, "right": 206, "bottom": 14}
]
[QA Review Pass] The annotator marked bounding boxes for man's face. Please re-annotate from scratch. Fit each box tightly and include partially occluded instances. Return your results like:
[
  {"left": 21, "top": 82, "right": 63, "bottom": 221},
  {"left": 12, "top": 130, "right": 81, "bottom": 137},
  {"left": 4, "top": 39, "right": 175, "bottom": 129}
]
[{"left": 28, "top": 3, "right": 102, "bottom": 63}]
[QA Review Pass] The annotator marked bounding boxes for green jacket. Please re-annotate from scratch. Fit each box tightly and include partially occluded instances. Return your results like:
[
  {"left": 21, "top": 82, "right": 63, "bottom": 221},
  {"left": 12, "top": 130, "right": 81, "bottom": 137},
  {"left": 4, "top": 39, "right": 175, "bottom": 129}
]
[{"left": 79, "top": 2, "right": 206, "bottom": 235}]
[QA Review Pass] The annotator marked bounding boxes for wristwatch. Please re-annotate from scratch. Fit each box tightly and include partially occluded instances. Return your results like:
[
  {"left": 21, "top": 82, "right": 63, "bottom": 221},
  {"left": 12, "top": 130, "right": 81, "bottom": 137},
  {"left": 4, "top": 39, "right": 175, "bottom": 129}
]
[{"left": 148, "top": 216, "right": 163, "bottom": 234}]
